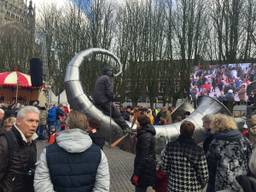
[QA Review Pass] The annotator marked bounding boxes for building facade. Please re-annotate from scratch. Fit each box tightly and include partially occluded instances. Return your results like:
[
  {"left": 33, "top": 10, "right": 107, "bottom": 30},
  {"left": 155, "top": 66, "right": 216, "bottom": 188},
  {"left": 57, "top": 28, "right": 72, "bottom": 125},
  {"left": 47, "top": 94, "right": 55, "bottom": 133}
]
[
  {"left": 0, "top": 0, "right": 36, "bottom": 70},
  {"left": 0, "top": 0, "right": 35, "bottom": 31}
]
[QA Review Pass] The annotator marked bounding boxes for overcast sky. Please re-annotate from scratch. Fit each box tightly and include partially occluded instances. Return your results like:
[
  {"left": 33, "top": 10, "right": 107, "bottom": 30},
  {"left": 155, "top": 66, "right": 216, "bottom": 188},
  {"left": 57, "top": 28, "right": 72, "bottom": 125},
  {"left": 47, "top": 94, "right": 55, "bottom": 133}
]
[
  {"left": 33, "top": 0, "right": 128, "bottom": 10},
  {"left": 33, "top": 0, "right": 70, "bottom": 9},
  {"left": 32, "top": 0, "right": 147, "bottom": 11},
  {"left": 32, "top": 0, "right": 149, "bottom": 21}
]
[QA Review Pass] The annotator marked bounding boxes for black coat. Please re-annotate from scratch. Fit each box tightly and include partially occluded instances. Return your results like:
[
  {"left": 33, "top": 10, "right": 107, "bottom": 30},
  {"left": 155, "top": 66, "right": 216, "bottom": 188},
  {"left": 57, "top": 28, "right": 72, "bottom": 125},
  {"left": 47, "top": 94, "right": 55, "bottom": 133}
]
[
  {"left": 237, "top": 175, "right": 256, "bottom": 192},
  {"left": 89, "top": 131, "right": 105, "bottom": 149},
  {"left": 0, "top": 127, "right": 37, "bottom": 192},
  {"left": 203, "top": 133, "right": 214, "bottom": 154},
  {"left": 93, "top": 74, "right": 113, "bottom": 104},
  {"left": 133, "top": 124, "right": 156, "bottom": 188}
]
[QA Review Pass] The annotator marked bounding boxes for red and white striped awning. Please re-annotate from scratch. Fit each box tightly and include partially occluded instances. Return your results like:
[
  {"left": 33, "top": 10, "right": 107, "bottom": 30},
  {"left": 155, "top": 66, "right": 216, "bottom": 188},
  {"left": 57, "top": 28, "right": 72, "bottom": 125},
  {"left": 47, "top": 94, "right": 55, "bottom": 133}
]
[{"left": 0, "top": 71, "right": 32, "bottom": 88}]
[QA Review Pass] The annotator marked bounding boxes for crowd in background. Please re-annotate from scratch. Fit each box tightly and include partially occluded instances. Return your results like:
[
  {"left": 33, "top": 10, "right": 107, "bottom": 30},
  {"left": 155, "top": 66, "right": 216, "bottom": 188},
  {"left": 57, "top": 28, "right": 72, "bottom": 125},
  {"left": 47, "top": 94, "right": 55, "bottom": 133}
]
[
  {"left": 1, "top": 92, "right": 256, "bottom": 191},
  {"left": 0, "top": 101, "right": 69, "bottom": 140},
  {"left": 190, "top": 63, "right": 256, "bottom": 106},
  {"left": 120, "top": 105, "right": 189, "bottom": 127}
]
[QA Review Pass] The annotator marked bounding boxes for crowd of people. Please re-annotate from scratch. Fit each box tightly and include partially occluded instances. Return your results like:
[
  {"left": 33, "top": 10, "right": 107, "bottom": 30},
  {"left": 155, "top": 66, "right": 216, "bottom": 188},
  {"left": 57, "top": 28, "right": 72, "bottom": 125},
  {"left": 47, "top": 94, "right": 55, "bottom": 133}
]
[
  {"left": 0, "top": 101, "right": 256, "bottom": 192},
  {"left": 131, "top": 109, "right": 256, "bottom": 192},
  {"left": 0, "top": 104, "right": 109, "bottom": 192},
  {"left": 1, "top": 63, "right": 256, "bottom": 192},
  {"left": 190, "top": 63, "right": 256, "bottom": 108}
]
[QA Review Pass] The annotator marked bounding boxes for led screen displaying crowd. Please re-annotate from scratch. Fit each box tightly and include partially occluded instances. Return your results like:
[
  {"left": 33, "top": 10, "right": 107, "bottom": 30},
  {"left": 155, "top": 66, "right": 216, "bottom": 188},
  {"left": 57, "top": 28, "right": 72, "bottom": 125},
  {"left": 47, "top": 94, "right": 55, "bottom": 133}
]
[{"left": 190, "top": 63, "right": 256, "bottom": 103}]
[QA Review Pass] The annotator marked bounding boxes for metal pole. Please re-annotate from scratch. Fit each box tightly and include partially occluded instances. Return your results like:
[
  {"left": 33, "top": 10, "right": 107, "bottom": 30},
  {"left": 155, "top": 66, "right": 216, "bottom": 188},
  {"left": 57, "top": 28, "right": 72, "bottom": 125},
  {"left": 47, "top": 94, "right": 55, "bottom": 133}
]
[
  {"left": 109, "top": 102, "right": 112, "bottom": 148},
  {"left": 15, "top": 71, "right": 19, "bottom": 104}
]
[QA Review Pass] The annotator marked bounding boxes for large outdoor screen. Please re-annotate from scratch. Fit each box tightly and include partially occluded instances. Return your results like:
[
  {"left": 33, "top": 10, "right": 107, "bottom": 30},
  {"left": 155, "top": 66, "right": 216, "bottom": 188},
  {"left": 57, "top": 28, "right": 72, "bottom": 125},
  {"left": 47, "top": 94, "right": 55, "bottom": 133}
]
[{"left": 190, "top": 63, "right": 255, "bottom": 102}]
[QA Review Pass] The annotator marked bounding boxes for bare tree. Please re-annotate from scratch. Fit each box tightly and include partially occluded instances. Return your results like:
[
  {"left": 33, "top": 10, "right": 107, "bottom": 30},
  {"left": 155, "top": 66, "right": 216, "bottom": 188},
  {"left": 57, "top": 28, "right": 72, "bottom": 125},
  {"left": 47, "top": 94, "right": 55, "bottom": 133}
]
[
  {"left": 172, "top": 0, "right": 208, "bottom": 97},
  {"left": 0, "top": 22, "right": 35, "bottom": 72},
  {"left": 210, "top": 0, "right": 244, "bottom": 62}
]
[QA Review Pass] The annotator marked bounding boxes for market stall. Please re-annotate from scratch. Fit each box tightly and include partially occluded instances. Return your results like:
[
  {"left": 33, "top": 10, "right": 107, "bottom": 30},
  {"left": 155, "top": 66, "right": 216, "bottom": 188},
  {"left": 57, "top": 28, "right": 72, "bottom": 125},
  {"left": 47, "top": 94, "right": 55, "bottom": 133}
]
[{"left": 0, "top": 71, "right": 40, "bottom": 104}]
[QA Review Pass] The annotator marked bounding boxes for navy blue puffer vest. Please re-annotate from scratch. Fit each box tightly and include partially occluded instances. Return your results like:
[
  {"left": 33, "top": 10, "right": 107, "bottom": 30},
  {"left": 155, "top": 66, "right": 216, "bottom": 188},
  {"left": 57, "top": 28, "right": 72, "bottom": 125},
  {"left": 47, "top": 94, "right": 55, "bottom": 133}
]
[{"left": 46, "top": 143, "right": 101, "bottom": 192}]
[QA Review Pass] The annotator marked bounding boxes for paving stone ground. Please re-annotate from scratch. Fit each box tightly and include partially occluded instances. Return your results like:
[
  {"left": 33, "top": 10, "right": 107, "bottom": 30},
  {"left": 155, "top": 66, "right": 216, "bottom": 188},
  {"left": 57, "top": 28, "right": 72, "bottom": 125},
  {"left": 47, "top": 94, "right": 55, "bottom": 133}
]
[
  {"left": 36, "top": 141, "right": 135, "bottom": 192},
  {"left": 104, "top": 145, "right": 135, "bottom": 192}
]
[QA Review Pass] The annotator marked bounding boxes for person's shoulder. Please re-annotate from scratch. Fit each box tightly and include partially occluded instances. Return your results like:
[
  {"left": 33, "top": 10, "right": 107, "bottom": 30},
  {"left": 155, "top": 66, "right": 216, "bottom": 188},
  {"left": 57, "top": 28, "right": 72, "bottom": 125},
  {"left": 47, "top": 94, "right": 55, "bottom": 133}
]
[
  {"left": 0, "top": 131, "right": 7, "bottom": 139},
  {"left": 99, "top": 74, "right": 109, "bottom": 79},
  {"left": 96, "top": 75, "right": 110, "bottom": 82},
  {"left": 193, "top": 144, "right": 205, "bottom": 154},
  {"left": 209, "top": 137, "right": 222, "bottom": 147},
  {"left": 0, "top": 132, "right": 8, "bottom": 149},
  {"left": 46, "top": 143, "right": 58, "bottom": 152},
  {"left": 166, "top": 139, "right": 179, "bottom": 148}
]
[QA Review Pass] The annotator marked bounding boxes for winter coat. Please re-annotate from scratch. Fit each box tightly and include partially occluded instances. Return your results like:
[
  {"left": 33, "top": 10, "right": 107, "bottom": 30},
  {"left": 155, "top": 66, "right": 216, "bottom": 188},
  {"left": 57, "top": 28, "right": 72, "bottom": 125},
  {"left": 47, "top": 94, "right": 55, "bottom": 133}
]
[
  {"left": 224, "top": 93, "right": 235, "bottom": 102},
  {"left": 203, "top": 133, "right": 214, "bottom": 154},
  {"left": 47, "top": 106, "right": 64, "bottom": 123},
  {"left": 89, "top": 130, "right": 105, "bottom": 149},
  {"left": 238, "top": 87, "right": 246, "bottom": 101},
  {"left": 93, "top": 75, "right": 114, "bottom": 105},
  {"left": 133, "top": 124, "right": 156, "bottom": 188},
  {"left": 161, "top": 135, "right": 209, "bottom": 192},
  {"left": 236, "top": 175, "right": 256, "bottom": 192},
  {"left": 46, "top": 142, "right": 101, "bottom": 192},
  {"left": 34, "top": 129, "right": 110, "bottom": 192},
  {"left": 206, "top": 130, "right": 252, "bottom": 192},
  {"left": 0, "top": 126, "right": 37, "bottom": 192}
]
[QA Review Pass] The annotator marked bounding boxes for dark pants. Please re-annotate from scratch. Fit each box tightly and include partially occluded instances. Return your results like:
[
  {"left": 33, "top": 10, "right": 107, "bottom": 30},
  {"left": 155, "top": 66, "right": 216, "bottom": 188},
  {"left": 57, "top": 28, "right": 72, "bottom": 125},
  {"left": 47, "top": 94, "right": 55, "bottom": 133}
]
[
  {"left": 135, "top": 186, "right": 147, "bottom": 192},
  {"left": 95, "top": 102, "right": 129, "bottom": 130}
]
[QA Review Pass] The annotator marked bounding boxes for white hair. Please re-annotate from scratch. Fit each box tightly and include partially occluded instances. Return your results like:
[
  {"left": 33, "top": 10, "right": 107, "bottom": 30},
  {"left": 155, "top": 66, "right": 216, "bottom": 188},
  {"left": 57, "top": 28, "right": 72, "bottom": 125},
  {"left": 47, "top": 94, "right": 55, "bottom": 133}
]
[
  {"left": 17, "top": 106, "right": 40, "bottom": 119},
  {"left": 249, "top": 149, "right": 256, "bottom": 177},
  {"left": 0, "top": 108, "right": 4, "bottom": 114}
]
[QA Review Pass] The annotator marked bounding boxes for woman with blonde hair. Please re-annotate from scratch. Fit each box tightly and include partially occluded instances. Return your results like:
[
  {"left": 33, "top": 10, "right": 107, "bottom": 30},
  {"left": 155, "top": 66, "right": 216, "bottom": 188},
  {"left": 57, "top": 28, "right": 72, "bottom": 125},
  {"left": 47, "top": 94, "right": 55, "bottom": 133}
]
[{"left": 206, "top": 114, "right": 252, "bottom": 192}]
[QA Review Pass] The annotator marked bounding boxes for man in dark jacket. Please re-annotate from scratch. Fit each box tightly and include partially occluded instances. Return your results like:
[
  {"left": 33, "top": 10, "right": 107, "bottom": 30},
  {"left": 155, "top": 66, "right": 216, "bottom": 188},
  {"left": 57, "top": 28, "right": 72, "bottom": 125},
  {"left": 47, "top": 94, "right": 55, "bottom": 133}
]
[
  {"left": 0, "top": 106, "right": 40, "bottom": 192},
  {"left": 131, "top": 113, "right": 156, "bottom": 192},
  {"left": 93, "top": 66, "right": 130, "bottom": 132}
]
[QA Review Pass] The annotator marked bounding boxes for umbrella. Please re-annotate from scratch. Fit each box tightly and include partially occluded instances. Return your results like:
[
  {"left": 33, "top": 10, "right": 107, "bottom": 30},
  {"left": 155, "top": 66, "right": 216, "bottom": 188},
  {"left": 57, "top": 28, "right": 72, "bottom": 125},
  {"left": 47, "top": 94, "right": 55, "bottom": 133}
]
[
  {"left": 0, "top": 71, "right": 32, "bottom": 103},
  {"left": 0, "top": 71, "right": 32, "bottom": 88}
]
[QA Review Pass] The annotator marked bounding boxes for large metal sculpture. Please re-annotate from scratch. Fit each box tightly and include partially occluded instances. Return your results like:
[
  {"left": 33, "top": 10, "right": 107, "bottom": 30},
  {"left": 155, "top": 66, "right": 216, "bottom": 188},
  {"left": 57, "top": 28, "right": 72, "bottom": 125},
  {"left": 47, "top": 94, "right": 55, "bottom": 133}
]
[
  {"left": 64, "top": 48, "right": 232, "bottom": 152},
  {"left": 65, "top": 48, "right": 124, "bottom": 142},
  {"left": 171, "top": 101, "right": 195, "bottom": 120}
]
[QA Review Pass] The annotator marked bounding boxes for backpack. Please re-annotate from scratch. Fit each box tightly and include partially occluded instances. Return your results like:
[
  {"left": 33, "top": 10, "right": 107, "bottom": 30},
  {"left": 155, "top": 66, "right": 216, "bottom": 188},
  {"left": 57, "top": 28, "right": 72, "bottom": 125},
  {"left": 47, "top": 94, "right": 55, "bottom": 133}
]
[{"left": 0, "top": 131, "right": 18, "bottom": 173}]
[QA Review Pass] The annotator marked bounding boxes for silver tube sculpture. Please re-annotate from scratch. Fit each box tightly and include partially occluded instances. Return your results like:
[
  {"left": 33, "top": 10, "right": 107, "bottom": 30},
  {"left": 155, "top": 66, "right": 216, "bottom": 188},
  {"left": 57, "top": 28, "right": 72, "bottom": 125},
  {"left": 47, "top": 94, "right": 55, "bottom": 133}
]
[{"left": 64, "top": 48, "right": 232, "bottom": 152}]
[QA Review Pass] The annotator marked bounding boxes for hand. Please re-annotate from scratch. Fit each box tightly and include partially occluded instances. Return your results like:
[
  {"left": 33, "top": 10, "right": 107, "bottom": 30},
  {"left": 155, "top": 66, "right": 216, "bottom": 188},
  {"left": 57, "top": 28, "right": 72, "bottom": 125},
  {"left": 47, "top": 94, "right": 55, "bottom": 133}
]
[{"left": 131, "top": 175, "right": 140, "bottom": 186}]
